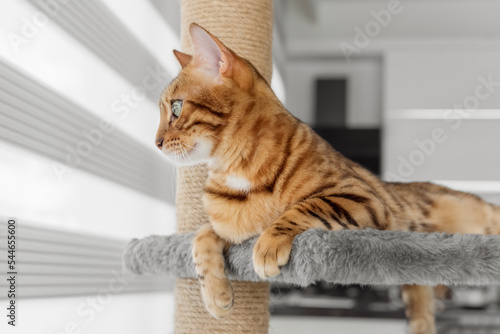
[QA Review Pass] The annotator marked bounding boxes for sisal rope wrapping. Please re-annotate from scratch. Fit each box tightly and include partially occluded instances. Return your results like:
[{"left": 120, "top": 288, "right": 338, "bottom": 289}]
[
  {"left": 175, "top": 279, "right": 270, "bottom": 334},
  {"left": 175, "top": 1, "right": 273, "bottom": 333}
]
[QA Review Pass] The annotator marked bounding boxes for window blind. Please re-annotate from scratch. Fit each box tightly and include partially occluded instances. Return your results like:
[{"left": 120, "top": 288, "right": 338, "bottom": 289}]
[
  {"left": 0, "top": 0, "right": 178, "bottom": 299},
  {"left": 0, "top": 217, "right": 172, "bottom": 298},
  {"left": 0, "top": 59, "right": 174, "bottom": 203},
  {"left": 25, "top": 0, "right": 169, "bottom": 99}
]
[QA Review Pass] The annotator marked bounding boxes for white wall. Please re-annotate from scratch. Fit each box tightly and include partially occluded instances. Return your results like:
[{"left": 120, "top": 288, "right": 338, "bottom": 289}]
[
  {"left": 383, "top": 51, "right": 500, "bottom": 202},
  {"left": 285, "top": 58, "right": 382, "bottom": 126},
  {"left": 383, "top": 52, "right": 500, "bottom": 181},
  {"left": 385, "top": 52, "right": 500, "bottom": 110}
]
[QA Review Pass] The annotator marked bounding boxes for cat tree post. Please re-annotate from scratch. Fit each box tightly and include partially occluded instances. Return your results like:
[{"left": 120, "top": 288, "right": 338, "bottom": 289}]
[{"left": 174, "top": 0, "right": 273, "bottom": 333}]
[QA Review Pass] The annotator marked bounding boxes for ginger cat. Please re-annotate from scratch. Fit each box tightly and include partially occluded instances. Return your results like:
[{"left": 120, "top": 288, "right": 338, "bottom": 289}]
[{"left": 155, "top": 23, "right": 500, "bottom": 334}]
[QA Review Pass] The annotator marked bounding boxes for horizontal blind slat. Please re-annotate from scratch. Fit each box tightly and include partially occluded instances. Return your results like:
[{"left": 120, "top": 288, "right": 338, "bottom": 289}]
[
  {"left": 0, "top": 220, "right": 128, "bottom": 250},
  {"left": 0, "top": 218, "right": 172, "bottom": 298},
  {"left": 10, "top": 285, "right": 171, "bottom": 299},
  {"left": 0, "top": 274, "right": 171, "bottom": 286}
]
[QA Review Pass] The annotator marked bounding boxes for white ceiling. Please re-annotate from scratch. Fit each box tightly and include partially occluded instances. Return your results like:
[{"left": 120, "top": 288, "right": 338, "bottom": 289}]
[{"left": 276, "top": 0, "right": 500, "bottom": 57}]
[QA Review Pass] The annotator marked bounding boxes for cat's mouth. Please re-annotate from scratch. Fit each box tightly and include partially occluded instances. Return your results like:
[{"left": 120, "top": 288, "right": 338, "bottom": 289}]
[{"left": 161, "top": 139, "right": 212, "bottom": 166}]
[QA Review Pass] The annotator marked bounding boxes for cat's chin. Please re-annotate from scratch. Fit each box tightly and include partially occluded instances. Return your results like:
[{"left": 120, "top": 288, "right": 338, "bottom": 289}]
[{"left": 161, "top": 139, "right": 213, "bottom": 167}]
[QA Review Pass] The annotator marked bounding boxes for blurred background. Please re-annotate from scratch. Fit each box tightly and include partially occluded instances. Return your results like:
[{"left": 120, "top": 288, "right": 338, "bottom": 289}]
[{"left": 1, "top": 0, "right": 500, "bottom": 333}]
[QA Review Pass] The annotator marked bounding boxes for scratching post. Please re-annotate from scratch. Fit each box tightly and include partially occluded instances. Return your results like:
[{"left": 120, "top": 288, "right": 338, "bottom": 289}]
[{"left": 174, "top": 1, "right": 273, "bottom": 333}]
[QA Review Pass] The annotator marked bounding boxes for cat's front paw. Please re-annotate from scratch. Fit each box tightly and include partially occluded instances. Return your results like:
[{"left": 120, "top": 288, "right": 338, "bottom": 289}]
[
  {"left": 200, "top": 277, "right": 234, "bottom": 318},
  {"left": 253, "top": 230, "right": 293, "bottom": 279}
]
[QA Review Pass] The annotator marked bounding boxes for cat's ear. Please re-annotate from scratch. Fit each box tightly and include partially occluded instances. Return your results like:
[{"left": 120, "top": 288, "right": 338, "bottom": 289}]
[
  {"left": 189, "top": 23, "right": 232, "bottom": 76},
  {"left": 173, "top": 50, "right": 192, "bottom": 69},
  {"left": 189, "top": 23, "right": 252, "bottom": 88}
]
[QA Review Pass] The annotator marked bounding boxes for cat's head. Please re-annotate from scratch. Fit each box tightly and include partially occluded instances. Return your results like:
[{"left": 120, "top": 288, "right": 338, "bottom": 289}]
[{"left": 155, "top": 23, "right": 269, "bottom": 167}]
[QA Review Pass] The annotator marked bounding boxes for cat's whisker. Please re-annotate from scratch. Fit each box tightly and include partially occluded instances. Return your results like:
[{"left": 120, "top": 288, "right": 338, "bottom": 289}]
[
  {"left": 182, "top": 142, "right": 211, "bottom": 159},
  {"left": 207, "top": 133, "right": 223, "bottom": 142},
  {"left": 208, "top": 133, "right": 222, "bottom": 140}
]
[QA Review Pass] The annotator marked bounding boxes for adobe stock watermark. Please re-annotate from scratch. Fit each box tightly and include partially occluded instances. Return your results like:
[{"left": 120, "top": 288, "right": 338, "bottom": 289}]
[
  {"left": 340, "top": 0, "right": 410, "bottom": 62},
  {"left": 47, "top": 268, "right": 136, "bottom": 334},
  {"left": 7, "top": 0, "right": 70, "bottom": 55},
  {"left": 50, "top": 64, "right": 170, "bottom": 182},
  {"left": 386, "top": 73, "right": 500, "bottom": 182}
]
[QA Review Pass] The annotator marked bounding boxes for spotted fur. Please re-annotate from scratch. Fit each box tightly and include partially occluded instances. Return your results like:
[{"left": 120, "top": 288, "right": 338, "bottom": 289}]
[{"left": 156, "top": 24, "right": 500, "bottom": 333}]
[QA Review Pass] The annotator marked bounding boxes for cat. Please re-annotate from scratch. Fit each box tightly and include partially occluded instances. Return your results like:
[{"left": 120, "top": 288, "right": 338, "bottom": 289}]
[{"left": 155, "top": 23, "right": 500, "bottom": 334}]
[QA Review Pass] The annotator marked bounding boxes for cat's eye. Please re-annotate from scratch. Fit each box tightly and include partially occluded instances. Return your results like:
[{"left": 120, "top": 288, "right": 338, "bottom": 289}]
[{"left": 171, "top": 100, "right": 183, "bottom": 117}]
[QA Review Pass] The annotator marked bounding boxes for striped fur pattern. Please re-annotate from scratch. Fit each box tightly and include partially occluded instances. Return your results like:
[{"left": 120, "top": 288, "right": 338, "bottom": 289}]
[{"left": 155, "top": 24, "right": 500, "bottom": 334}]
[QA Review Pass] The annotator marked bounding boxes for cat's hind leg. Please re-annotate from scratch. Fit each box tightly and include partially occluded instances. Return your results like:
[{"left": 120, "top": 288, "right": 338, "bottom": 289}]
[{"left": 402, "top": 284, "right": 436, "bottom": 334}]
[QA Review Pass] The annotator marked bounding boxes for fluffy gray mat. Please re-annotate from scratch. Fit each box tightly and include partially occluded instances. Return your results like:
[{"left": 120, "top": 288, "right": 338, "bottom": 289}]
[{"left": 123, "top": 229, "right": 500, "bottom": 286}]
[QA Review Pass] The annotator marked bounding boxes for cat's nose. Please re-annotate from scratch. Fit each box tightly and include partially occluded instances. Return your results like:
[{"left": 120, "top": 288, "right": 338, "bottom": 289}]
[{"left": 156, "top": 138, "right": 164, "bottom": 150}]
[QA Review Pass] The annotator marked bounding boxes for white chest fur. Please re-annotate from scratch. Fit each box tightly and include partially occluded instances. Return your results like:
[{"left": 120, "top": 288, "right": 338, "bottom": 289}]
[{"left": 225, "top": 175, "right": 251, "bottom": 192}]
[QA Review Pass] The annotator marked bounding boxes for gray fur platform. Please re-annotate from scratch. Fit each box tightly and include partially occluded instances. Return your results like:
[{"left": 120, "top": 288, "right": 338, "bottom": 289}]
[{"left": 123, "top": 229, "right": 500, "bottom": 286}]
